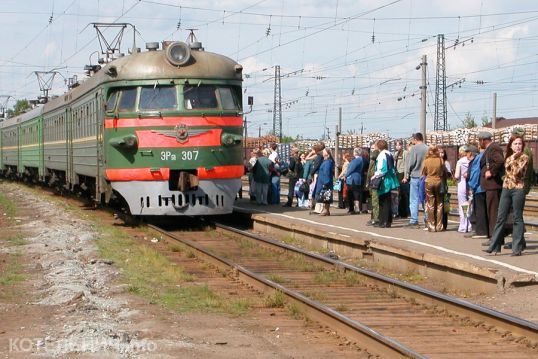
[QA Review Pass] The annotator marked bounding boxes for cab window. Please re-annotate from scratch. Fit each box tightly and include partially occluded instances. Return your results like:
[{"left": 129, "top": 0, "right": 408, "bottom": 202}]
[
  {"left": 106, "top": 89, "right": 119, "bottom": 111},
  {"left": 218, "top": 87, "right": 240, "bottom": 110},
  {"left": 184, "top": 85, "right": 218, "bottom": 109},
  {"left": 118, "top": 88, "right": 137, "bottom": 112},
  {"left": 139, "top": 85, "right": 177, "bottom": 110}
]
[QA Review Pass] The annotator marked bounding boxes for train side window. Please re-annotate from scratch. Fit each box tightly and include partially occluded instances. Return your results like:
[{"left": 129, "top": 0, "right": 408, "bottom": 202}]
[
  {"left": 118, "top": 88, "right": 137, "bottom": 112},
  {"left": 139, "top": 86, "right": 177, "bottom": 111},
  {"left": 218, "top": 87, "right": 240, "bottom": 110},
  {"left": 106, "top": 90, "right": 119, "bottom": 111},
  {"left": 184, "top": 85, "right": 218, "bottom": 109}
]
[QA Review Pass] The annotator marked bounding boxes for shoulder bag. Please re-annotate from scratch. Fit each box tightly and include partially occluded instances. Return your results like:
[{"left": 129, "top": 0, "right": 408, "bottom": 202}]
[
  {"left": 316, "top": 188, "right": 333, "bottom": 203},
  {"left": 368, "top": 176, "right": 384, "bottom": 190}
]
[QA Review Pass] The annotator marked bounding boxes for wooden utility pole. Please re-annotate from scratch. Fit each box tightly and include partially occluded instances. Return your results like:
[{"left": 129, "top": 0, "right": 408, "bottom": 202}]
[
  {"left": 335, "top": 107, "right": 342, "bottom": 171},
  {"left": 492, "top": 92, "right": 497, "bottom": 129}
]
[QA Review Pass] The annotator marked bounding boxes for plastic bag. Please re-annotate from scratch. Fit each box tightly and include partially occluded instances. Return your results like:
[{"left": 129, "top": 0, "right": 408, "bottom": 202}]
[{"left": 333, "top": 180, "right": 342, "bottom": 192}]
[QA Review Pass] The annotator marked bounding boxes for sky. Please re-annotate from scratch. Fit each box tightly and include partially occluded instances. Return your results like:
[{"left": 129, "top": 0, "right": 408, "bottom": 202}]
[{"left": 2, "top": 0, "right": 538, "bottom": 139}]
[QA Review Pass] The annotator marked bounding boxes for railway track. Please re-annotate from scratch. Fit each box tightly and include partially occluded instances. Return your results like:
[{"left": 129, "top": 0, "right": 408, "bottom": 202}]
[{"left": 149, "top": 221, "right": 538, "bottom": 358}]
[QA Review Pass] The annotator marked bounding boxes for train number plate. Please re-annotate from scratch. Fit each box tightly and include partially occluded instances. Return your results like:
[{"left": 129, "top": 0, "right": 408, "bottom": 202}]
[{"left": 160, "top": 150, "right": 199, "bottom": 161}]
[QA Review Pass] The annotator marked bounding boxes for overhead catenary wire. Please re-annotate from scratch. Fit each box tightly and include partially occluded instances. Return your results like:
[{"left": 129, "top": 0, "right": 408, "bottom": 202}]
[{"left": 3, "top": 1, "right": 538, "bottom": 138}]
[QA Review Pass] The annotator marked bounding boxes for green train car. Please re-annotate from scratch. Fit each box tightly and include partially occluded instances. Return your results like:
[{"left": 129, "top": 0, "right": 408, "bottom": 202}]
[{"left": 0, "top": 40, "right": 244, "bottom": 216}]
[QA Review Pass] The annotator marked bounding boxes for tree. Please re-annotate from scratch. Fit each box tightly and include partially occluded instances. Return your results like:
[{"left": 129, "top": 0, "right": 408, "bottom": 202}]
[
  {"left": 7, "top": 99, "right": 31, "bottom": 117},
  {"left": 280, "top": 135, "right": 295, "bottom": 143},
  {"left": 460, "top": 112, "right": 477, "bottom": 128},
  {"left": 480, "top": 112, "right": 490, "bottom": 126}
]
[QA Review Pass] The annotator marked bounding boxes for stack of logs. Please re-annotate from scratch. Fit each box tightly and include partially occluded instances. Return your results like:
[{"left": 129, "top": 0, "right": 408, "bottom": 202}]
[
  {"left": 427, "top": 125, "right": 538, "bottom": 146},
  {"left": 244, "top": 135, "right": 279, "bottom": 149},
  {"left": 244, "top": 125, "right": 538, "bottom": 155}
]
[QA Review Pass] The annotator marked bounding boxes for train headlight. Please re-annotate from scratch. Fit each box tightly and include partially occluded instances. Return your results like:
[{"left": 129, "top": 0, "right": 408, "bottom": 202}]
[
  {"left": 221, "top": 133, "right": 242, "bottom": 146},
  {"left": 166, "top": 42, "right": 191, "bottom": 66}
]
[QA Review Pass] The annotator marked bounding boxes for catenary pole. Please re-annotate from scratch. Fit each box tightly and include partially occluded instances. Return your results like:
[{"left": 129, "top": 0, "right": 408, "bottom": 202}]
[{"left": 420, "top": 55, "right": 427, "bottom": 141}]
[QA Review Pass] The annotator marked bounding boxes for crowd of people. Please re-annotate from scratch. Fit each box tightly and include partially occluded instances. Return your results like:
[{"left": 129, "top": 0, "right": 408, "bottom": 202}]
[{"left": 244, "top": 127, "right": 533, "bottom": 257}]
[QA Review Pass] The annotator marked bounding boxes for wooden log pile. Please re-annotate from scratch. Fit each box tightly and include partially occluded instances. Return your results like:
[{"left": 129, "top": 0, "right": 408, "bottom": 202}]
[
  {"left": 427, "top": 125, "right": 538, "bottom": 146},
  {"left": 245, "top": 125, "right": 538, "bottom": 160},
  {"left": 245, "top": 135, "right": 279, "bottom": 149}
]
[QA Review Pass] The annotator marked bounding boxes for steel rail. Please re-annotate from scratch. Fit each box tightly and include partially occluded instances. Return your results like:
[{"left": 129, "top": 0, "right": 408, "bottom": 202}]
[
  {"left": 213, "top": 221, "right": 538, "bottom": 344},
  {"left": 148, "top": 223, "right": 425, "bottom": 358}
]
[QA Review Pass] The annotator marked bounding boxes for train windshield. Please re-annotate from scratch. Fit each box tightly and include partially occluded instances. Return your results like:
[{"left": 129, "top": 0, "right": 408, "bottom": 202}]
[
  {"left": 139, "top": 85, "right": 177, "bottom": 110},
  {"left": 184, "top": 85, "right": 240, "bottom": 111}
]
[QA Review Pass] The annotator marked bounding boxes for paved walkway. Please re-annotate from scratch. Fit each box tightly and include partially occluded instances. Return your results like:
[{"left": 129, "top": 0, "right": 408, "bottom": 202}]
[{"left": 234, "top": 198, "right": 538, "bottom": 279}]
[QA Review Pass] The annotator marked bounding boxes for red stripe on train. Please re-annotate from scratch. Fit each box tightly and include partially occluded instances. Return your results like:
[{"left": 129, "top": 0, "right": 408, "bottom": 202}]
[
  {"left": 197, "top": 165, "right": 244, "bottom": 179},
  {"left": 136, "top": 129, "right": 222, "bottom": 147},
  {"left": 106, "top": 168, "right": 171, "bottom": 181},
  {"left": 105, "top": 116, "right": 243, "bottom": 129},
  {"left": 106, "top": 165, "right": 244, "bottom": 181}
]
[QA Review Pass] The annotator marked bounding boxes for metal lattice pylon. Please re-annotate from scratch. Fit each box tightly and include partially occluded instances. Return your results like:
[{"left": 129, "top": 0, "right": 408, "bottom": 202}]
[
  {"left": 0, "top": 95, "right": 13, "bottom": 119},
  {"left": 273, "top": 65, "right": 282, "bottom": 141},
  {"left": 434, "top": 34, "right": 447, "bottom": 131}
]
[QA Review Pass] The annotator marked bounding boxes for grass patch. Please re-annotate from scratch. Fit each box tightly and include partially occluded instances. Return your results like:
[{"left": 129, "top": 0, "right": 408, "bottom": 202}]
[
  {"left": 226, "top": 297, "right": 254, "bottom": 316},
  {"left": 237, "top": 237, "right": 256, "bottom": 250},
  {"left": 264, "top": 290, "right": 286, "bottom": 308},
  {"left": 236, "top": 237, "right": 279, "bottom": 259},
  {"left": 0, "top": 192, "right": 16, "bottom": 223},
  {"left": 169, "top": 244, "right": 184, "bottom": 253},
  {"left": 398, "top": 272, "right": 424, "bottom": 283},
  {"left": 267, "top": 274, "right": 286, "bottom": 284},
  {"left": 288, "top": 254, "right": 318, "bottom": 272},
  {"left": 279, "top": 236, "right": 324, "bottom": 254},
  {"left": 95, "top": 224, "right": 250, "bottom": 315},
  {"left": 313, "top": 270, "right": 339, "bottom": 285},
  {"left": 335, "top": 303, "right": 349, "bottom": 312},
  {"left": 303, "top": 291, "right": 328, "bottom": 302},
  {"left": 6, "top": 234, "right": 29, "bottom": 246},
  {"left": 387, "top": 285, "right": 398, "bottom": 298},
  {"left": 344, "top": 272, "right": 363, "bottom": 286},
  {"left": 0, "top": 255, "right": 27, "bottom": 287},
  {"left": 286, "top": 303, "right": 304, "bottom": 319}
]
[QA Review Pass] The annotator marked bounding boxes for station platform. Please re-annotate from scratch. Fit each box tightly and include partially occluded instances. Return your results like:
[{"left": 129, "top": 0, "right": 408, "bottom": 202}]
[{"left": 233, "top": 198, "right": 538, "bottom": 292}]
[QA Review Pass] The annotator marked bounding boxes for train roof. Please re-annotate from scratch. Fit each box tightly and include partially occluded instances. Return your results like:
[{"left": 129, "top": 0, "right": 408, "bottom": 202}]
[
  {"left": 44, "top": 45, "right": 243, "bottom": 112},
  {"left": 0, "top": 106, "right": 44, "bottom": 129}
]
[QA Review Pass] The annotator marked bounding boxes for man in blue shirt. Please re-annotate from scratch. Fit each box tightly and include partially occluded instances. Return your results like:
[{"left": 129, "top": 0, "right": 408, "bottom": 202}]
[{"left": 403, "top": 132, "right": 428, "bottom": 228}]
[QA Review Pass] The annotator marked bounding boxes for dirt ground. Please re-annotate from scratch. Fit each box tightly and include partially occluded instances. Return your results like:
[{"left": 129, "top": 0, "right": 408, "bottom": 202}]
[{"left": 0, "top": 181, "right": 369, "bottom": 358}]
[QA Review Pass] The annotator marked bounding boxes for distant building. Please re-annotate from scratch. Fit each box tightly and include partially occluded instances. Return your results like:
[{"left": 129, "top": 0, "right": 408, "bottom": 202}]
[{"left": 484, "top": 117, "right": 538, "bottom": 129}]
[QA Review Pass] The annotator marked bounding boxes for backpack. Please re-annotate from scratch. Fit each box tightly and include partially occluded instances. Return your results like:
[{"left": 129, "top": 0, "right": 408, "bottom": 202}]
[{"left": 386, "top": 152, "right": 395, "bottom": 171}]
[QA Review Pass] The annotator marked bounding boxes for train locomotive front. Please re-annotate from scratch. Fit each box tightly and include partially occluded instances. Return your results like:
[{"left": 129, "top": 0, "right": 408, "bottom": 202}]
[{"left": 103, "top": 41, "right": 244, "bottom": 216}]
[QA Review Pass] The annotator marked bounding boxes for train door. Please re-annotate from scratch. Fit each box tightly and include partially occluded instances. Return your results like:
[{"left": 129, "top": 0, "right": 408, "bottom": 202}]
[
  {"left": 66, "top": 107, "right": 73, "bottom": 188},
  {"left": 0, "top": 128, "right": 2, "bottom": 172},
  {"left": 16, "top": 125, "right": 21, "bottom": 175},
  {"left": 38, "top": 117, "right": 44, "bottom": 179},
  {"left": 95, "top": 91, "right": 105, "bottom": 203}
]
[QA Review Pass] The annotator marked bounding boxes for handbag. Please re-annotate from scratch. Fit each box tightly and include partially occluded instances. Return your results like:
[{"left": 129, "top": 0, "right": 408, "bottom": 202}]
[
  {"left": 316, "top": 188, "right": 333, "bottom": 203},
  {"left": 368, "top": 176, "right": 384, "bottom": 190}
]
